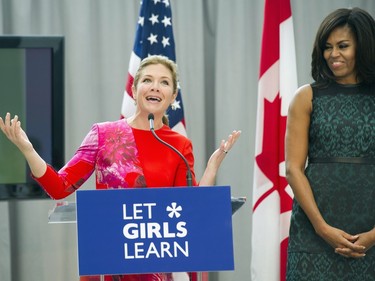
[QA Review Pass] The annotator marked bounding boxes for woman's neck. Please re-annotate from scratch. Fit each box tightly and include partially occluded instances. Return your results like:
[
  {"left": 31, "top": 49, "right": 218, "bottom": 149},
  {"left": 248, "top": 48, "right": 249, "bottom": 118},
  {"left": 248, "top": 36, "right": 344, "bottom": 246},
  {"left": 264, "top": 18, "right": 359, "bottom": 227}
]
[{"left": 127, "top": 113, "right": 163, "bottom": 130}]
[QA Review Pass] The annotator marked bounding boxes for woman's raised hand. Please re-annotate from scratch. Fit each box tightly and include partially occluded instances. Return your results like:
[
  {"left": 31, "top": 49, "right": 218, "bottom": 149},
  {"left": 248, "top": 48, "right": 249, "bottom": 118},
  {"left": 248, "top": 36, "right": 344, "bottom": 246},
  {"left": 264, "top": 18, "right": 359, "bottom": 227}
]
[
  {"left": 0, "top": 113, "right": 33, "bottom": 153},
  {"left": 199, "top": 130, "right": 241, "bottom": 186}
]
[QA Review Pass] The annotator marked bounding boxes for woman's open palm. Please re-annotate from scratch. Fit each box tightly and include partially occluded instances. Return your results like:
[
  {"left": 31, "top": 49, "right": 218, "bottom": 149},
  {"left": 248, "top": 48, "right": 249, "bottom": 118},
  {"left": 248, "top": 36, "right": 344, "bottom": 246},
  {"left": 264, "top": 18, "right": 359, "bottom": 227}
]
[{"left": 0, "top": 113, "right": 33, "bottom": 153}]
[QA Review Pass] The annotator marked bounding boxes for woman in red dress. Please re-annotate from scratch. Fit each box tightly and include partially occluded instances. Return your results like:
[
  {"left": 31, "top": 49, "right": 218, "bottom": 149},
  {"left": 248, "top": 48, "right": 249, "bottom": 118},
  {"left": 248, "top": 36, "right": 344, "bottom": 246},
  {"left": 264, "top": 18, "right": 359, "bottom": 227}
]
[{"left": 0, "top": 55, "right": 240, "bottom": 281}]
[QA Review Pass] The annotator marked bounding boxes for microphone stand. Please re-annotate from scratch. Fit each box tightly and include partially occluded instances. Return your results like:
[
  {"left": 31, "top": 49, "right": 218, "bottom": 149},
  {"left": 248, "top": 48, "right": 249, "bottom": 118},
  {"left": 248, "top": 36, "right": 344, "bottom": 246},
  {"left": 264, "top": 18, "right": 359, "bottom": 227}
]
[
  {"left": 148, "top": 114, "right": 200, "bottom": 281},
  {"left": 148, "top": 113, "right": 193, "bottom": 187},
  {"left": 98, "top": 115, "right": 194, "bottom": 281}
]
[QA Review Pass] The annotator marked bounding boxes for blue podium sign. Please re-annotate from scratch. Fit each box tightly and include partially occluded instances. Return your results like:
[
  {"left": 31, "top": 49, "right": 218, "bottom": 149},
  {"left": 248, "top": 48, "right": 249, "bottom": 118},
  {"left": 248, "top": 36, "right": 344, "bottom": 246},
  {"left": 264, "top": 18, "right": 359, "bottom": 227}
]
[{"left": 76, "top": 186, "right": 234, "bottom": 276}]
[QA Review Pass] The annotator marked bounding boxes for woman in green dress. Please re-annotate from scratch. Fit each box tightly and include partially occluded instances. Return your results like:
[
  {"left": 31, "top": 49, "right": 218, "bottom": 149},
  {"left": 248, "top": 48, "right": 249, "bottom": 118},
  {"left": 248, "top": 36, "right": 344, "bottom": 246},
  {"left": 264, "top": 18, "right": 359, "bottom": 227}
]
[{"left": 285, "top": 7, "right": 375, "bottom": 281}]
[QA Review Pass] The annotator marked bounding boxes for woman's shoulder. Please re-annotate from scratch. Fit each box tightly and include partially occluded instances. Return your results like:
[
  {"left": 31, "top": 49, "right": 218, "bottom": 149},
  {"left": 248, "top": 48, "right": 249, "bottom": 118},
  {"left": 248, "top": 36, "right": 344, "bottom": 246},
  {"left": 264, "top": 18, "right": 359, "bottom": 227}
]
[
  {"left": 160, "top": 125, "right": 186, "bottom": 137},
  {"left": 292, "top": 84, "right": 313, "bottom": 103},
  {"left": 159, "top": 125, "right": 192, "bottom": 144},
  {"left": 296, "top": 83, "right": 313, "bottom": 95},
  {"left": 93, "top": 119, "right": 133, "bottom": 139},
  {"left": 93, "top": 119, "right": 129, "bottom": 131},
  {"left": 289, "top": 84, "right": 313, "bottom": 114}
]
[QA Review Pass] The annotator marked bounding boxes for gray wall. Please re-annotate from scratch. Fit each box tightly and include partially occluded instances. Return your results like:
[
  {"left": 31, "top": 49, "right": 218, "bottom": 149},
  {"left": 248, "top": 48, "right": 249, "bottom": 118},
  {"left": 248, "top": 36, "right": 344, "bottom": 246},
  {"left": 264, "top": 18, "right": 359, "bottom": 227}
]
[{"left": 0, "top": 0, "right": 374, "bottom": 281}]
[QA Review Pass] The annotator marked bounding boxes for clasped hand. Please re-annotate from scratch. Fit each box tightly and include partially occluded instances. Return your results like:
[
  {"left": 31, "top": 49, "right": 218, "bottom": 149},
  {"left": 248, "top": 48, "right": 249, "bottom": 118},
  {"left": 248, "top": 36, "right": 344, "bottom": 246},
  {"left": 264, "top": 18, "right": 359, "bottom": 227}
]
[{"left": 319, "top": 224, "right": 375, "bottom": 258}]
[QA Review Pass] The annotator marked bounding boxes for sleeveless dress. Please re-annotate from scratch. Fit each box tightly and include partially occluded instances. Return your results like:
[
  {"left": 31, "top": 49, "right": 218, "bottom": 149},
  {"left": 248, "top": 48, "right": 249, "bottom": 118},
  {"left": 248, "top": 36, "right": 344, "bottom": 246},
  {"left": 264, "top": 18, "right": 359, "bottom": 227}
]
[{"left": 286, "top": 82, "right": 375, "bottom": 281}]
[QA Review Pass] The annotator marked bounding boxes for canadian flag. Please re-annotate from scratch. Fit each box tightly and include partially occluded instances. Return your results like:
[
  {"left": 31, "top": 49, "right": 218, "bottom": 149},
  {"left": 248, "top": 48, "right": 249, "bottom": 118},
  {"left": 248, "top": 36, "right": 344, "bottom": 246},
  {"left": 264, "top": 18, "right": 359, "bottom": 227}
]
[{"left": 251, "top": 0, "right": 297, "bottom": 280}]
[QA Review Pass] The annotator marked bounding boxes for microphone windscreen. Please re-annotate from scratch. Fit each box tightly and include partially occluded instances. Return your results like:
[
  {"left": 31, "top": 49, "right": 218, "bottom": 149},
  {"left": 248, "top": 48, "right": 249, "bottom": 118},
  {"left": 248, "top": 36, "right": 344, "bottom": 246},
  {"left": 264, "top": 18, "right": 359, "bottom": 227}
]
[{"left": 148, "top": 113, "right": 154, "bottom": 121}]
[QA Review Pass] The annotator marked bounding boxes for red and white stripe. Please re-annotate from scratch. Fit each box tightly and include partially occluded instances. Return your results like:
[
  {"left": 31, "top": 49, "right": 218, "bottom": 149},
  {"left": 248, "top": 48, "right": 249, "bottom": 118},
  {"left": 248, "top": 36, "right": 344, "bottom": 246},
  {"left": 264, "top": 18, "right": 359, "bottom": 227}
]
[
  {"left": 251, "top": 0, "right": 297, "bottom": 280},
  {"left": 121, "top": 52, "right": 141, "bottom": 119}
]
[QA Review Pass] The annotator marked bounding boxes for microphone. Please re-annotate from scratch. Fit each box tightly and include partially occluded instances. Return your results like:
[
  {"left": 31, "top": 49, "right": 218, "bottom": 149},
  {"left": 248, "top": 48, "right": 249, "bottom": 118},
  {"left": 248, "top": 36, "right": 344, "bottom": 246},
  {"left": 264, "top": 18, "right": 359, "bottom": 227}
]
[{"left": 148, "top": 113, "right": 193, "bottom": 186}]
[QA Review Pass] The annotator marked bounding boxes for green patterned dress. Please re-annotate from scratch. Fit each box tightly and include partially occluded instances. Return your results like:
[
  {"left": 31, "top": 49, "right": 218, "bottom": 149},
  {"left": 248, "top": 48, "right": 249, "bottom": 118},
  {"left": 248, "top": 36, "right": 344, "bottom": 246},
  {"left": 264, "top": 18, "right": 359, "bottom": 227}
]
[{"left": 286, "top": 82, "right": 375, "bottom": 281}]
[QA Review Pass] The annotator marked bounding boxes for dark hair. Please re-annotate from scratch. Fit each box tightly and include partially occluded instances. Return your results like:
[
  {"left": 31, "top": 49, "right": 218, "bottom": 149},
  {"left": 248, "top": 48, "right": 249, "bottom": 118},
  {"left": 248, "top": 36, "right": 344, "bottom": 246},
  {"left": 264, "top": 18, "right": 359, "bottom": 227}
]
[{"left": 311, "top": 7, "right": 375, "bottom": 86}]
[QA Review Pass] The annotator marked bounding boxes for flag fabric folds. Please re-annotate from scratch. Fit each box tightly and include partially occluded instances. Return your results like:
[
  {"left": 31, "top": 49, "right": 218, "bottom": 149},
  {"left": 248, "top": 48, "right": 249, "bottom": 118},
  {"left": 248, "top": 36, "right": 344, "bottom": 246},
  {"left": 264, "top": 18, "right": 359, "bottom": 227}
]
[
  {"left": 121, "top": 0, "right": 187, "bottom": 136},
  {"left": 251, "top": 0, "right": 297, "bottom": 280}
]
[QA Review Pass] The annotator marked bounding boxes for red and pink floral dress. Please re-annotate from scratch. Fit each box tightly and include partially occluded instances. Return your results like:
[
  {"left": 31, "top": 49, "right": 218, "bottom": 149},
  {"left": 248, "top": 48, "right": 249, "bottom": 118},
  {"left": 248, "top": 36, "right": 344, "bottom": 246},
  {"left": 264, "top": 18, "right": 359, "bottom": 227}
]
[{"left": 34, "top": 119, "right": 197, "bottom": 281}]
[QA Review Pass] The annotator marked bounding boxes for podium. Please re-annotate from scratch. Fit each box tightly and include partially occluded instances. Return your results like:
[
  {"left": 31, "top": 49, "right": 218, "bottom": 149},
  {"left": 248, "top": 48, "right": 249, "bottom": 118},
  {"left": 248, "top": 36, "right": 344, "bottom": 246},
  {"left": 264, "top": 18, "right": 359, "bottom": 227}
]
[{"left": 48, "top": 186, "right": 246, "bottom": 280}]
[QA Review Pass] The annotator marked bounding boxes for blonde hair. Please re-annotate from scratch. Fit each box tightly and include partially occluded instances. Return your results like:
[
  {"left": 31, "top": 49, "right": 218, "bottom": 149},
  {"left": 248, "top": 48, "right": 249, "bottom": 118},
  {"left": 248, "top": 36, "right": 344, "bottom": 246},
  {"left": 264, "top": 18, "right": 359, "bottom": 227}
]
[{"left": 133, "top": 55, "right": 179, "bottom": 94}]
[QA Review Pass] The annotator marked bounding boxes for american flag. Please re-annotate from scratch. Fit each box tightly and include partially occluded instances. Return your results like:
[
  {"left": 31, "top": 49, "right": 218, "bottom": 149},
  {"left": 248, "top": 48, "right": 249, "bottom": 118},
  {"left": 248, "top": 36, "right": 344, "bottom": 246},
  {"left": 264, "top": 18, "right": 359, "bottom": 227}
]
[
  {"left": 251, "top": 0, "right": 297, "bottom": 280},
  {"left": 121, "top": 0, "right": 187, "bottom": 136}
]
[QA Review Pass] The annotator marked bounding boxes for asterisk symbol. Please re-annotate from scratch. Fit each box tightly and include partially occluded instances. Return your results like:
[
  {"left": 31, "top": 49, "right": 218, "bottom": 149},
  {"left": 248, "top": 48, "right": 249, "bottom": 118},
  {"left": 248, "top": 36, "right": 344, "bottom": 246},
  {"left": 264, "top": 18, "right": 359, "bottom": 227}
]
[{"left": 166, "top": 202, "right": 182, "bottom": 218}]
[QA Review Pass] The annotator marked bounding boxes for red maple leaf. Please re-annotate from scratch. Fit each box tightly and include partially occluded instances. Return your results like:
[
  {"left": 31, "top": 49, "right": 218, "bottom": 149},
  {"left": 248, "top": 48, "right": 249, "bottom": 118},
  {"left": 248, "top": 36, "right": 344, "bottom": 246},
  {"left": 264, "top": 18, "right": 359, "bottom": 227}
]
[
  {"left": 254, "top": 94, "right": 293, "bottom": 281},
  {"left": 254, "top": 94, "right": 293, "bottom": 214}
]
